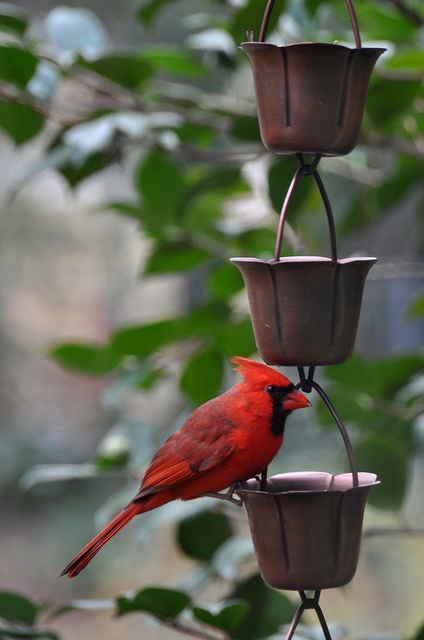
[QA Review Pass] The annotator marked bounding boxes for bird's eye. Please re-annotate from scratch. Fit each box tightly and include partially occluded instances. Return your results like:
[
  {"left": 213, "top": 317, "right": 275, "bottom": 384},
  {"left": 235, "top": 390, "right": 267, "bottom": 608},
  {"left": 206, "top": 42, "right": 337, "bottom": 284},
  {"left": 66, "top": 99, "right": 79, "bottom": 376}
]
[{"left": 266, "top": 385, "right": 277, "bottom": 395}]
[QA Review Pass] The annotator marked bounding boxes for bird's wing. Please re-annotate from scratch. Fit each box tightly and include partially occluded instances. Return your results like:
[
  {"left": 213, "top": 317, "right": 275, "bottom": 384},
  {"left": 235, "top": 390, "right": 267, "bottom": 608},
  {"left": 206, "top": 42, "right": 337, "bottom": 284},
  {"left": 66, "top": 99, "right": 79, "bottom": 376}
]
[
  {"left": 133, "top": 412, "right": 235, "bottom": 500},
  {"left": 135, "top": 451, "right": 197, "bottom": 497}
]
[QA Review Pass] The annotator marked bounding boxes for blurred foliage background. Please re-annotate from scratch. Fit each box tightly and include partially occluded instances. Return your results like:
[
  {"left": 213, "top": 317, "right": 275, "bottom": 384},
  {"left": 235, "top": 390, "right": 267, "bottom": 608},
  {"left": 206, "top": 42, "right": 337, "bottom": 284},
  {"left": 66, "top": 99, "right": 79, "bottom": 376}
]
[{"left": 0, "top": 0, "right": 423, "bottom": 638}]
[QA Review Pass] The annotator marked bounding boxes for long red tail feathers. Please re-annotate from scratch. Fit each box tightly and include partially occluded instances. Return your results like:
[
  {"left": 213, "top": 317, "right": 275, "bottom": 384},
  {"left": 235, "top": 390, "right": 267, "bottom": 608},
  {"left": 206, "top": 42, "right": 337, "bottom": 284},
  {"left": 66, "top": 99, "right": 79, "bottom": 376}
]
[
  {"left": 60, "top": 504, "right": 139, "bottom": 578},
  {"left": 61, "top": 490, "right": 174, "bottom": 578}
]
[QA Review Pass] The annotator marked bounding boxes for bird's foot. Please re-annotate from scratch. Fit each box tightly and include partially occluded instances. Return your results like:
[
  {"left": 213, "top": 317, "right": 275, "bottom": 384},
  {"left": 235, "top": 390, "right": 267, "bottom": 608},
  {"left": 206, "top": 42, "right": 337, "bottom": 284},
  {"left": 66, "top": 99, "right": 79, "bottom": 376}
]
[{"left": 202, "top": 484, "right": 243, "bottom": 507}]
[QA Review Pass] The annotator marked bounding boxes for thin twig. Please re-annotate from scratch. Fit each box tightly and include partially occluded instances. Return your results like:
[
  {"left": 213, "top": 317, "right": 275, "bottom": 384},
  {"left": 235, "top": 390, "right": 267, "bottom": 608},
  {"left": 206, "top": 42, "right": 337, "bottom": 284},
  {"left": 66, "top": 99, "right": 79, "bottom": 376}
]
[
  {"left": 359, "top": 132, "right": 424, "bottom": 161},
  {"left": 0, "top": 81, "right": 51, "bottom": 117},
  {"left": 380, "top": 0, "right": 424, "bottom": 27},
  {"left": 363, "top": 527, "right": 424, "bottom": 538},
  {"left": 163, "top": 616, "right": 226, "bottom": 640}
]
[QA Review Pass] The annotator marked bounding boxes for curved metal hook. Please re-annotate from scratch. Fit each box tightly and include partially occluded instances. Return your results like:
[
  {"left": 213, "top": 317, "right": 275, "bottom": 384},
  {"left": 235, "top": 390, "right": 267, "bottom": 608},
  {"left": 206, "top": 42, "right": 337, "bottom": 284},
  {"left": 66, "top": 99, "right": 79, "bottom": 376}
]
[
  {"left": 296, "top": 367, "right": 359, "bottom": 487},
  {"left": 259, "top": 0, "right": 362, "bottom": 48},
  {"left": 285, "top": 591, "right": 333, "bottom": 640},
  {"left": 273, "top": 161, "right": 338, "bottom": 263}
]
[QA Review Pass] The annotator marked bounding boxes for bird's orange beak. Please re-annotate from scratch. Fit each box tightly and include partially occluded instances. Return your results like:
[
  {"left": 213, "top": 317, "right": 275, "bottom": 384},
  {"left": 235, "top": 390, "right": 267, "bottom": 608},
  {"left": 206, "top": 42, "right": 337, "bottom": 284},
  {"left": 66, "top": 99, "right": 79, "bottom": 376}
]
[{"left": 284, "top": 387, "right": 311, "bottom": 411}]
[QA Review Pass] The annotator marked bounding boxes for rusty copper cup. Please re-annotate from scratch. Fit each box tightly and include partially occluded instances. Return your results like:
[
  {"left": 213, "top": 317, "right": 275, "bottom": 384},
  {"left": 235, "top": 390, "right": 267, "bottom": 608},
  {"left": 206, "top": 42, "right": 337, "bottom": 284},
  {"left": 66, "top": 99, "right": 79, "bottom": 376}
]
[
  {"left": 231, "top": 165, "right": 376, "bottom": 366},
  {"left": 240, "top": 42, "right": 385, "bottom": 156},
  {"left": 237, "top": 472, "right": 379, "bottom": 590},
  {"left": 231, "top": 254, "right": 376, "bottom": 366}
]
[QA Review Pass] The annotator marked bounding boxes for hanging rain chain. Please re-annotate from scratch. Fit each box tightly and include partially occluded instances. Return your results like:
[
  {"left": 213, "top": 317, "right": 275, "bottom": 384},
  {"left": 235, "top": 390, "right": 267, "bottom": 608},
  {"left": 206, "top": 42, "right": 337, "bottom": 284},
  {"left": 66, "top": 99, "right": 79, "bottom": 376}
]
[{"left": 231, "top": 0, "right": 385, "bottom": 637}]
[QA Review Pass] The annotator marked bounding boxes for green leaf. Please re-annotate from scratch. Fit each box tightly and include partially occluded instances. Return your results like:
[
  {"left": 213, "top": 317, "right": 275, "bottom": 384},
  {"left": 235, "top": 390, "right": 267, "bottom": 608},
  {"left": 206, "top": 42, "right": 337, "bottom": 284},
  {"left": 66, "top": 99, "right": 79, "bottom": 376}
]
[
  {"left": 50, "top": 343, "right": 121, "bottom": 374},
  {"left": 116, "top": 587, "right": 190, "bottom": 619},
  {"left": 137, "top": 0, "right": 174, "bottom": 25},
  {"left": 233, "top": 227, "right": 276, "bottom": 258},
  {"left": 0, "top": 591, "right": 42, "bottom": 626},
  {"left": 338, "top": 186, "right": 373, "bottom": 237},
  {"left": 386, "top": 50, "right": 424, "bottom": 72},
  {"left": 366, "top": 78, "right": 420, "bottom": 126},
  {"left": 138, "top": 368, "right": 164, "bottom": 390},
  {"left": 268, "top": 157, "right": 312, "bottom": 218},
  {"left": 95, "top": 434, "right": 131, "bottom": 470},
  {"left": 0, "top": 628, "right": 60, "bottom": 639},
  {"left": 145, "top": 241, "right": 211, "bottom": 274},
  {"left": 50, "top": 598, "right": 114, "bottom": 620},
  {"left": 0, "top": 101, "right": 44, "bottom": 144},
  {"left": 108, "top": 201, "right": 144, "bottom": 222},
  {"left": 0, "top": 45, "right": 37, "bottom": 86},
  {"left": 140, "top": 48, "right": 206, "bottom": 77},
  {"left": 325, "top": 354, "right": 376, "bottom": 394},
  {"left": 46, "top": 132, "right": 113, "bottom": 187},
  {"left": 229, "top": 574, "right": 297, "bottom": 640},
  {"left": 211, "top": 536, "right": 255, "bottom": 580},
  {"left": 355, "top": 433, "right": 409, "bottom": 510},
  {"left": 180, "top": 168, "right": 249, "bottom": 237},
  {"left": 177, "top": 510, "right": 232, "bottom": 561},
  {"left": 187, "top": 28, "right": 236, "bottom": 59},
  {"left": 20, "top": 463, "right": 98, "bottom": 490},
  {"left": 180, "top": 348, "right": 224, "bottom": 405},
  {"left": 231, "top": 114, "right": 261, "bottom": 143},
  {"left": 188, "top": 166, "right": 247, "bottom": 195},
  {"left": 78, "top": 53, "right": 152, "bottom": 90},
  {"left": 136, "top": 148, "right": 185, "bottom": 222},
  {"left": 110, "top": 319, "right": 183, "bottom": 357},
  {"left": 371, "top": 354, "right": 424, "bottom": 397},
  {"left": 354, "top": 3, "right": 416, "bottom": 42},
  {"left": 216, "top": 318, "right": 256, "bottom": 358},
  {"left": 410, "top": 621, "right": 424, "bottom": 640},
  {"left": 407, "top": 289, "right": 424, "bottom": 318},
  {"left": 375, "top": 156, "right": 424, "bottom": 212},
  {"left": 325, "top": 353, "right": 424, "bottom": 409},
  {"left": 183, "top": 302, "right": 230, "bottom": 338},
  {"left": 0, "top": 5, "right": 29, "bottom": 35},
  {"left": 193, "top": 600, "right": 249, "bottom": 633},
  {"left": 316, "top": 386, "right": 370, "bottom": 429},
  {"left": 319, "top": 356, "right": 401, "bottom": 429},
  {"left": 181, "top": 192, "right": 224, "bottom": 237},
  {"left": 57, "top": 150, "right": 106, "bottom": 186},
  {"left": 304, "top": 0, "right": 322, "bottom": 16},
  {"left": 208, "top": 263, "right": 245, "bottom": 300},
  {"left": 231, "top": 0, "right": 283, "bottom": 44},
  {"left": 176, "top": 122, "right": 215, "bottom": 146}
]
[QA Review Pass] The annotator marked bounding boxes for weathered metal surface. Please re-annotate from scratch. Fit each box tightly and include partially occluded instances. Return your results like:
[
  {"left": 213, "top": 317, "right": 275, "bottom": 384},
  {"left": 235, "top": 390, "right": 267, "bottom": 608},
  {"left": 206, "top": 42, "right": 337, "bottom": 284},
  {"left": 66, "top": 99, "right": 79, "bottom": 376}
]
[
  {"left": 232, "top": 255, "right": 376, "bottom": 366},
  {"left": 240, "top": 42, "right": 385, "bottom": 156},
  {"left": 237, "top": 472, "right": 379, "bottom": 590},
  {"left": 231, "top": 164, "right": 376, "bottom": 366}
]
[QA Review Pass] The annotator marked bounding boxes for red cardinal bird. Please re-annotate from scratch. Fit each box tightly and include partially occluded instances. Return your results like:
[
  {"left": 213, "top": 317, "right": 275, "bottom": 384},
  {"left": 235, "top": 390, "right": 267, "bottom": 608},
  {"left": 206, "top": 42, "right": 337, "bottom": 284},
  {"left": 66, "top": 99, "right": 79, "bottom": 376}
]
[{"left": 61, "top": 356, "right": 310, "bottom": 578}]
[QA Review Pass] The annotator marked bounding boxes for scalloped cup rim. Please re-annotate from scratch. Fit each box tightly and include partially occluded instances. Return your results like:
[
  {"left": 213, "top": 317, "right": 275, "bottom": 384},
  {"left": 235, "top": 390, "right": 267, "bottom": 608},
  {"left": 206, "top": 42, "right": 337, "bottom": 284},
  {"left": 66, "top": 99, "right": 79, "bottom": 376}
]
[
  {"left": 231, "top": 256, "right": 377, "bottom": 264},
  {"left": 239, "top": 41, "right": 387, "bottom": 53},
  {"left": 238, "top": 471, "right": 379, "bottom": 495}
]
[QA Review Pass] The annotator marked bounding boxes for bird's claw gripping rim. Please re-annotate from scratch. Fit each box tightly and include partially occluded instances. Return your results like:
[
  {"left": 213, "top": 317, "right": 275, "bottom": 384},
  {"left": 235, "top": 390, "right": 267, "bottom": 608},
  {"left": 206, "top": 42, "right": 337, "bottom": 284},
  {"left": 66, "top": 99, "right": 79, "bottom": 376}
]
[{"left": 202, "top": 483, "right": 244, "bottom": 507}]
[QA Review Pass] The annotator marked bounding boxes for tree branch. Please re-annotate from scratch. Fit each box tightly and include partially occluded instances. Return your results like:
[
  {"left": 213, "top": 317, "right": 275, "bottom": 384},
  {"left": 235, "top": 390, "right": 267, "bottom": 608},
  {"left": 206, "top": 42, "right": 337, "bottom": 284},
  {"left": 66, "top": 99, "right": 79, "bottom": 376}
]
[
  {"left": 162, "top": 616, "right": 226, "bottom": 640},
  {"left": 359, "top": 131, "right": 424, "bottom": 161},
  {"left": 364, "top": 527, "right": 424, "bottom": 538},
  {"left": 380, "top": 0, "right": 424, "bottom": 27},
  {"left": 0, "top": 81, "right": 51, "bottom": 117}
]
